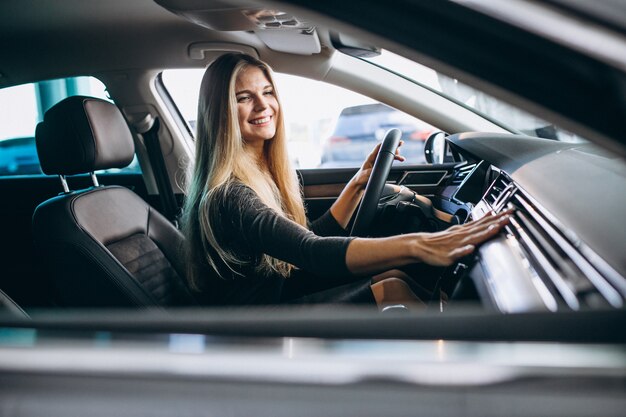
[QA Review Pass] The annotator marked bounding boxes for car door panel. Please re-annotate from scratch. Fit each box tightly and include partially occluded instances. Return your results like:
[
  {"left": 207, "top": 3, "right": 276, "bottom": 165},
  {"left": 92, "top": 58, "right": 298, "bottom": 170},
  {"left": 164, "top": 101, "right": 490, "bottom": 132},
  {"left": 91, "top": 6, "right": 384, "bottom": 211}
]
[{"left": 300, "top": 164, "right": 456, "bottom": 220}]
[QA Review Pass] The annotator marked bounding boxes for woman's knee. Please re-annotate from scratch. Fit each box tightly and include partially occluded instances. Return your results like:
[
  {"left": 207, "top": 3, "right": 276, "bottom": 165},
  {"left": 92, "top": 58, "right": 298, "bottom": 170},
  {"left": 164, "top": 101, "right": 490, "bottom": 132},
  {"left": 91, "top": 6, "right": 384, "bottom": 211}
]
[{"left": 370, "top": 277, "right": 426, "bottom": 311}]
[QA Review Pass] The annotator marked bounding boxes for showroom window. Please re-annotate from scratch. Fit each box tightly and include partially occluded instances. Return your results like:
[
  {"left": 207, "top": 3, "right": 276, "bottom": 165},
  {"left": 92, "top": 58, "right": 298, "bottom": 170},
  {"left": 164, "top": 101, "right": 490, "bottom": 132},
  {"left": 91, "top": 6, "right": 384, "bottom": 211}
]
[
  {"left": 161, "top": 70, "right": 436, "bottom": 168},
  {"left": 0, "top": 77, "right": 140, "bottom": 176}
]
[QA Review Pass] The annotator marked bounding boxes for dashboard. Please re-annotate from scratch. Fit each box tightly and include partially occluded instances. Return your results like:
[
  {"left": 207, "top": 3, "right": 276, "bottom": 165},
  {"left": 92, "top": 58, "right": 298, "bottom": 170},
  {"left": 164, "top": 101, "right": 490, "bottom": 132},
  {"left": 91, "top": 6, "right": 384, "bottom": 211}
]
[{"left": 441, "top": 133, "right": 626, "bottom": 313}]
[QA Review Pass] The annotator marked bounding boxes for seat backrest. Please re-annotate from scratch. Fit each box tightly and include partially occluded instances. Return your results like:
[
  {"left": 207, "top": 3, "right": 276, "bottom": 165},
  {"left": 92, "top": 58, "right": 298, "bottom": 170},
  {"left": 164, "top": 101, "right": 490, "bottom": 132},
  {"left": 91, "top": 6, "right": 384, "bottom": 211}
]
[
  {"left": 33, "top": 96, "right": 196, "bottom": 308},
  {"left": 0, "top": 288, "right": 29, "bottom": 318}
]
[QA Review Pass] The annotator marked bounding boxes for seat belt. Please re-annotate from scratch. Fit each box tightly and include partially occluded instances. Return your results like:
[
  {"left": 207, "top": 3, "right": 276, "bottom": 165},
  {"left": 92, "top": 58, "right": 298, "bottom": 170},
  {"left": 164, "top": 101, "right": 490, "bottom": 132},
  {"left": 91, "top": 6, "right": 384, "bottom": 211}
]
[{"left": 140, "top": 117, "right": 181, "bottom": 227}]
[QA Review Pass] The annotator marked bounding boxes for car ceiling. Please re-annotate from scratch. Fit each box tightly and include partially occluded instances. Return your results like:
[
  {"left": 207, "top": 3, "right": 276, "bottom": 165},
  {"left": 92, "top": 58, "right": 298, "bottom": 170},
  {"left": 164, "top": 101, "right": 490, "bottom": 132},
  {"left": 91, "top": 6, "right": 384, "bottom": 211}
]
[
  {"left": 1, "top": 0, "right": 626, "bottom": 156},
  {"left": 0, "top": 0, "right": 348, "bottom": 85},
  {"left": 0, "top": 0, "right": 252, "bottom": 84}
]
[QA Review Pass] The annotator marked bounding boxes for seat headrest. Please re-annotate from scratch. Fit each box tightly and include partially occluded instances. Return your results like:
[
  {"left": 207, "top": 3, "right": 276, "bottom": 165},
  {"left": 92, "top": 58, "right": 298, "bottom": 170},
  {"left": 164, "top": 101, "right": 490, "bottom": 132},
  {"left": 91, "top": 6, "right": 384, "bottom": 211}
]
[{"left": 35, "top": 96, "right": 135, "bottom": 176}]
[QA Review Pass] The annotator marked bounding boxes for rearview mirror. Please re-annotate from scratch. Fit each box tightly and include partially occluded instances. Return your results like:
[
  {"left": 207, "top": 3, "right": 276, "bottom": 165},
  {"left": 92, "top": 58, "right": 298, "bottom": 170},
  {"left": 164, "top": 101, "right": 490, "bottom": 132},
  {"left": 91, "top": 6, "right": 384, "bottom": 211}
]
[{"left": 330, "top": 31, "right": 381, "bottom": 58}]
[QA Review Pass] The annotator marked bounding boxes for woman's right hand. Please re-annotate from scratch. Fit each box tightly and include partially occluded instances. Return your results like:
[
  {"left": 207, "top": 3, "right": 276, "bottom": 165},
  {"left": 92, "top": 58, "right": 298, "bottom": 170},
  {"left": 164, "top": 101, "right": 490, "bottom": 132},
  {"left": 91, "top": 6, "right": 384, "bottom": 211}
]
[
  {"left": 409, "top": 209, "right": 512, "bottom": 266},
  {"left": 345, "top": 209, "right": 512, "bottom": 275}
]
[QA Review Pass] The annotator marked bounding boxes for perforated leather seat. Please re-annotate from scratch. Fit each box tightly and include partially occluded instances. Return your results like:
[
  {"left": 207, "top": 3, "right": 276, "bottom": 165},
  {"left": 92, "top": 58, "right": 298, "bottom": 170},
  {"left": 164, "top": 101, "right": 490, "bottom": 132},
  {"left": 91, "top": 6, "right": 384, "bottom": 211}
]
[{"left": 33, "top": 96, "right": 196, "bottom": 308}]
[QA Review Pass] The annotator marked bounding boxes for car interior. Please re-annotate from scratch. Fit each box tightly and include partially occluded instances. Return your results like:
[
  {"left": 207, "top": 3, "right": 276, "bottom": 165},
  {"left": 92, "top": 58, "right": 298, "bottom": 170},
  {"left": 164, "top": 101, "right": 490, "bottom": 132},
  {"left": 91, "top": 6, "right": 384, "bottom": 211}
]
[
  {"left": 1, "top": 1, "right": 625, "bottom": 416},
  {"left": 0, "top": 0, "right": 625, "bottom": 316}
]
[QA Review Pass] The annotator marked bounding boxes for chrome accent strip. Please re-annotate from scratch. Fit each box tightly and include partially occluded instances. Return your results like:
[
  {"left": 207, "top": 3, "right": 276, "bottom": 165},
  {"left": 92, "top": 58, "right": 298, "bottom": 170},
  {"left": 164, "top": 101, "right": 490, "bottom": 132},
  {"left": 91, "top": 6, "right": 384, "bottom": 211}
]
[
  {"left": 90, "top": 172, "right": 99, "bottom": 187},
  {"left": 475, "top": 232, "right": 548, "bottom": 313},
  {"left": 507, "top": 226, "right": 559, "bottom": 312},
  {"left": 397, "top": 170, "right": 447, "bottom": 187},
  {"left": 58, "top": 175, "right": 69, "bottom": 193},
  {"left": 519, "top": 186, "right": 626, "bottom": 297},
  {"left": 513, "top": 194, "right": 623, "bottom": 308},
  {"left": 530, "top": 271, "right": 559, "bottom": 312},
  {"left": 579, "top": 245, "right": 626, "bottom": 298},
  {"left": 381, "top": 304, "right": 409, "bottom": 312},
  {"left": 494, "top": 182, "right": 516, "bottom": 211},
  {"left": 509, "top": 216, "right": 580, "bottom": 310}
]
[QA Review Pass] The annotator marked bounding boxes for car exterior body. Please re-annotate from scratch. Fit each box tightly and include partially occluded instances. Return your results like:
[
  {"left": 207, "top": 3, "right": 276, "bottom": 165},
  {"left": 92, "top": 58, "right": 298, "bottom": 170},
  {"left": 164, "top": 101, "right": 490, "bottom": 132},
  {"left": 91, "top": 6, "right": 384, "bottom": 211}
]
[{"left": 0, "top": 137, "right": 40, "bottom": 175}]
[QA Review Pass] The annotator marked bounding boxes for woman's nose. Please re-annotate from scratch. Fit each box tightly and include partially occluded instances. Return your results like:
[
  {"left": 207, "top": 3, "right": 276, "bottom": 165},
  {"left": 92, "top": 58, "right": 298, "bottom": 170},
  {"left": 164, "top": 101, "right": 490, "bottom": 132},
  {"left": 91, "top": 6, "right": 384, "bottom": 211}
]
[{"left": 253, "top": 95, "right": 268, "bottom": 111}]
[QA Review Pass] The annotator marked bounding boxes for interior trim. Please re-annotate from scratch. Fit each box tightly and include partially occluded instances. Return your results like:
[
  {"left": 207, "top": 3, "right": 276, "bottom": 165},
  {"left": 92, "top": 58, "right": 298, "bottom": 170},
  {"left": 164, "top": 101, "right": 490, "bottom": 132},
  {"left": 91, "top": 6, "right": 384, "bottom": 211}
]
[
  {"left": 188, "top": 42, "right": 259, "bottom": 60},
  {"left": 303, "top": 183, "right": 345, "bottom": 198},
  {"left": 398, "top": 170, "right": 448, "bottom": 187}
]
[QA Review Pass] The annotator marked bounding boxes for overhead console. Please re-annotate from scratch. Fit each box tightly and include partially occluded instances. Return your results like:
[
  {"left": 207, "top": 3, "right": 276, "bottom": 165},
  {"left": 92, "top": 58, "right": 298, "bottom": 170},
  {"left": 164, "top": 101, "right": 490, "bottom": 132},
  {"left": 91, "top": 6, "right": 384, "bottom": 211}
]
[{"left": 154, "top": 0, "right": 322, "bottom": 55}]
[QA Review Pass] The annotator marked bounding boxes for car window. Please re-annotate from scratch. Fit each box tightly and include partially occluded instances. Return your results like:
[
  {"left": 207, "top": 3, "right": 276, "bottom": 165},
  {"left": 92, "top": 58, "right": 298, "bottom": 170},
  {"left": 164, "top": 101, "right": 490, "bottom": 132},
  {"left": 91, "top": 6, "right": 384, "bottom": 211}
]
[
  {"left": 365, "top": 50, "right": 586, "bottom": 143},
  {"left": 161, "top": 70, "right": 437, "bottom": 168},
  {"left": 0, "top": 76, "right": 140, "bottom": 176}
]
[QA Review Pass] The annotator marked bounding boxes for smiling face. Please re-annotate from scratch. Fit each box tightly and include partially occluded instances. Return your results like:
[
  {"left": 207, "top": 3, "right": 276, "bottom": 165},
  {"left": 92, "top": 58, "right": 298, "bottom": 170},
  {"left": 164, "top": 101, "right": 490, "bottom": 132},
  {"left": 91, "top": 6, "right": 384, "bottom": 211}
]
[{"left": 235, "top": 66, "right": 279, "bottom": 152}]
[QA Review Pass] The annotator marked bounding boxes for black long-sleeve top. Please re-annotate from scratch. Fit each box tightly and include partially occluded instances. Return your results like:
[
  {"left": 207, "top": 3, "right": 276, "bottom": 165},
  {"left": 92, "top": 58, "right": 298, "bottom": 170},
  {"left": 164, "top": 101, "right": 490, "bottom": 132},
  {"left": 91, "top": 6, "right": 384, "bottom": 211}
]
[{"left": 194, "top": 183, "right": 369, "bottom": 306}]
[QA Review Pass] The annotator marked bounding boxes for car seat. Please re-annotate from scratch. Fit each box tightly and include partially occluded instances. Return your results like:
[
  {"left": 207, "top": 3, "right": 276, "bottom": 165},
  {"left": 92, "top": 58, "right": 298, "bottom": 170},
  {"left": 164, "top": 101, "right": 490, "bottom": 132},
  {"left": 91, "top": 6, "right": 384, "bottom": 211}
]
[
  {"left": 32, "top": 96, "right": 196, "bottom": 308},
  {"left": 0, "top": 288, "right": 29, "bottom": 318}
]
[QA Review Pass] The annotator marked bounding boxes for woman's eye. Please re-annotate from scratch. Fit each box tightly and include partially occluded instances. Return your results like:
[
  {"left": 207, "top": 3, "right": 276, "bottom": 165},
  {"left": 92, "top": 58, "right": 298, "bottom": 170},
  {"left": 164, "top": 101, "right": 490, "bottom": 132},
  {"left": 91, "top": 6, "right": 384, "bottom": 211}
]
[
  {"left": 237, "top": 96, "right": 250, "bottom": 103},
  {"left": 264, "top": 90, "right": 274, "bottom": 96}
]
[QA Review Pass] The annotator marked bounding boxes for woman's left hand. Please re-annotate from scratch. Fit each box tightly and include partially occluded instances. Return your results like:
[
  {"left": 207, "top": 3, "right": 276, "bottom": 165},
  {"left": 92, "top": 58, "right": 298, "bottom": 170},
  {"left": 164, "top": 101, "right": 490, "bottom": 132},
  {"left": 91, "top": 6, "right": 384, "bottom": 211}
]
[{"left": 352, "top": 141, "right": 405, "bottom": 190}]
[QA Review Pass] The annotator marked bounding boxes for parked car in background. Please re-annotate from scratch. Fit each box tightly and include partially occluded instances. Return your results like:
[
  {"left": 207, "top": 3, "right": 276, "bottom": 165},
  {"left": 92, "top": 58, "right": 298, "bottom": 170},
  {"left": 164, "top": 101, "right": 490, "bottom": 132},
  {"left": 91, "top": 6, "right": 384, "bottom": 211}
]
[
  {"left": 0, "top": 137, "right": 41, "bottom": 175},
  {"left": 321, "top": 103, "right": 433, "bottom": 167}
]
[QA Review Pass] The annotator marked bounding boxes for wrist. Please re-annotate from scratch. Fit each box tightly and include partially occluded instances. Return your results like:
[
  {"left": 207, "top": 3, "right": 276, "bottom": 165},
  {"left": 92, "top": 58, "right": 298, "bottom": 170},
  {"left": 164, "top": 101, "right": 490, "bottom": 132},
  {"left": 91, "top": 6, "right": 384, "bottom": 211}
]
[
  {"left": 346, "top": 177, "right": 365, "bottom": 196},
  {"left": 406, "top": 234, "right": 425, "bottom": 263}
]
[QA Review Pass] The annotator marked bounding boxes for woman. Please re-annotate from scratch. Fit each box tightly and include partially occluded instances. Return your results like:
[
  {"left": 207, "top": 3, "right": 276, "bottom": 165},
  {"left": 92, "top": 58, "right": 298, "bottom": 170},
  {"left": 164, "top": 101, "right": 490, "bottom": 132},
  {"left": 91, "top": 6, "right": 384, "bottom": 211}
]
[{"left": 181, "top": 53, "right": 509, "bottom": 307}]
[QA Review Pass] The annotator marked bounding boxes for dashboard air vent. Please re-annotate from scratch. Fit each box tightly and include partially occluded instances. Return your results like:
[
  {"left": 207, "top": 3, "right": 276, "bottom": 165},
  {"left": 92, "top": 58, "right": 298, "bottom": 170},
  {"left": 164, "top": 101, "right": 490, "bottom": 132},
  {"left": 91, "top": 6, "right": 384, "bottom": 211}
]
[
  {"left": 485, "top": 174, "right": 516, "bottom": 210},
  {"left": 451, "top": 163, "right": 476, "bottom": 185},
  {"left": 505, "top": 191, "right": 624, "bottom": 310}
]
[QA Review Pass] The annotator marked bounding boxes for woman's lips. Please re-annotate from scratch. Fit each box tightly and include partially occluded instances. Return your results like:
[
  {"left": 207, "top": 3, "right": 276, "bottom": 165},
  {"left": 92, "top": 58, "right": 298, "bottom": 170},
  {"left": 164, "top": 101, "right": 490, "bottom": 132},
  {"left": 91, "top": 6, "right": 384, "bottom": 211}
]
[{"left": 249, "top": 115, "right": 272, "bottom": 125}]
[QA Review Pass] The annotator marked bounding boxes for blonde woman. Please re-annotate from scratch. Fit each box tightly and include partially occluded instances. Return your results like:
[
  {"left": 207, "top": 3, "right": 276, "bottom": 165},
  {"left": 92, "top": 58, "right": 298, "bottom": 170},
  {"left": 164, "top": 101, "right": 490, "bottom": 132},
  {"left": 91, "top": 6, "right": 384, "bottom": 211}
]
[{"left": 181, "top": 53, "right": 509, "bottom": 307}]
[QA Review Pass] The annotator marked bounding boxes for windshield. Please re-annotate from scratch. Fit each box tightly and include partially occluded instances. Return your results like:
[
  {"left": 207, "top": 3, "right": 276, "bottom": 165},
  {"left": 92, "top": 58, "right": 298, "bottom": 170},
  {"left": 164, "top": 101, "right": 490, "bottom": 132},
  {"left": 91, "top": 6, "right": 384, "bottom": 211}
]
[{"left": 365, "top": 50, "right": 586, "bottom": 143}]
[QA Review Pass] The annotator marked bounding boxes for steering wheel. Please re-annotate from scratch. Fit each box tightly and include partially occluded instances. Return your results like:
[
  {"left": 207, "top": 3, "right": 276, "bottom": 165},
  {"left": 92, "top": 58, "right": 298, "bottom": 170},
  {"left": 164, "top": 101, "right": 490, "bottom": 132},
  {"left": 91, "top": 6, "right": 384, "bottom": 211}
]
[{"left": 350, "top": 128, "right": 402, "bottom": 237}]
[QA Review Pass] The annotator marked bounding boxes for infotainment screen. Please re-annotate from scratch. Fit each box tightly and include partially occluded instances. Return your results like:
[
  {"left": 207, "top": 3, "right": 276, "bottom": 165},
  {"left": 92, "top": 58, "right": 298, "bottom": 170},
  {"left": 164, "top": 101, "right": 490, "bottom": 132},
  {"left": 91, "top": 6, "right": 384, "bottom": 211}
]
[{"left": 452, "top": 160, "right": 490, "bottom": 205}]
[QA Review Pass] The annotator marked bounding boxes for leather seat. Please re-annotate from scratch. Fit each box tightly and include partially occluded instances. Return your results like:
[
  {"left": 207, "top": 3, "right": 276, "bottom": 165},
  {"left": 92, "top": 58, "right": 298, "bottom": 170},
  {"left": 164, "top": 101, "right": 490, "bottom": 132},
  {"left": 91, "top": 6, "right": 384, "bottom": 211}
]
[
  {"left": 0, "top": 289, "right": 29, "bottom": 318},
  {"left": 33, "top": 96, "right": 196, "bottom": 308}
]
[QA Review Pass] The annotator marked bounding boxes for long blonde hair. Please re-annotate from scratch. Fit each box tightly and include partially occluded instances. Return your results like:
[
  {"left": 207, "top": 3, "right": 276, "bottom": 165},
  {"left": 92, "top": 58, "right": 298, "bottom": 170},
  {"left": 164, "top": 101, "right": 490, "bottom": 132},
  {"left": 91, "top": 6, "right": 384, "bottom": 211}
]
[{"left": 181, "top": 53, "right": 307, "bottom": 290}]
